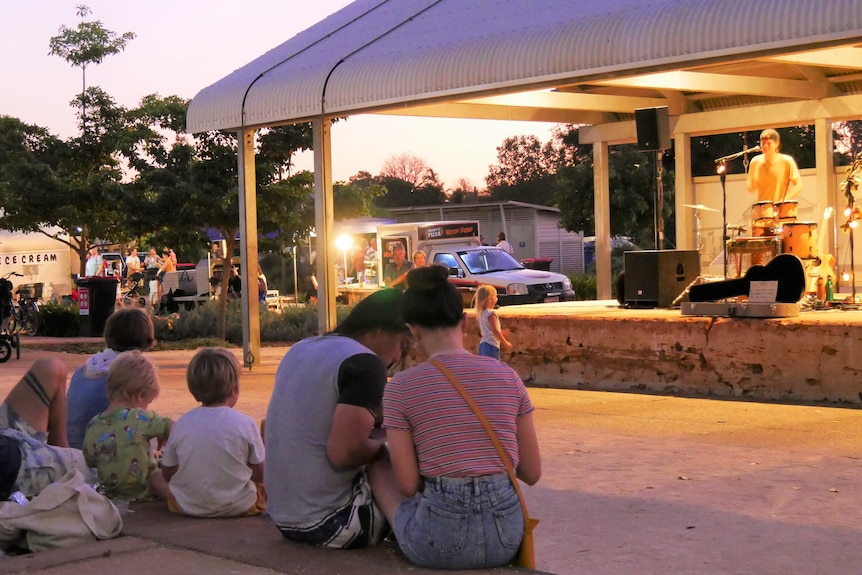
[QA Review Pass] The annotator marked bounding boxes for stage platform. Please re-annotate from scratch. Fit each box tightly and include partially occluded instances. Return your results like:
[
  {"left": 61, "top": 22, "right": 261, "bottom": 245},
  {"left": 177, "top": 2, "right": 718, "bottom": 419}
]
[{"left": 461, "top": 300, "right": 862, "bottom": 405}]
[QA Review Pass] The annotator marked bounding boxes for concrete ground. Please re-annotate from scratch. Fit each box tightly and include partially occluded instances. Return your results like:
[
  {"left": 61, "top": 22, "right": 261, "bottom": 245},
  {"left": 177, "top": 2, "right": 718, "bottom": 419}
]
[{"left": 1, "top": 341, "right": 861, "bottom": 574}]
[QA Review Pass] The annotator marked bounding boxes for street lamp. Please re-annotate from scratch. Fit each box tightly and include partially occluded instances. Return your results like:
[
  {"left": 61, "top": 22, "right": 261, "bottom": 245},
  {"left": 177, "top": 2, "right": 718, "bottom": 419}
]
[{"left": 335, "top": 235, "right": 353, "bottom": 283}]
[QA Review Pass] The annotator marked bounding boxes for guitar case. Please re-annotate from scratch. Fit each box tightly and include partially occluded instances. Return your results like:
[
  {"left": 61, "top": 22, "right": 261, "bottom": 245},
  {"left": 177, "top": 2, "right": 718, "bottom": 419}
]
[{"left": 689, "top": 254, "right": 805, "bottom": 303}]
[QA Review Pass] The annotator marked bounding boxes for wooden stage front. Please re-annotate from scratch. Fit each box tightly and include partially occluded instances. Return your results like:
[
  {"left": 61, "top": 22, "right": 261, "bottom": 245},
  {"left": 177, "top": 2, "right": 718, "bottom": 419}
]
[{"left": 461, "top": 300, "right": 862, "bottom": 405}]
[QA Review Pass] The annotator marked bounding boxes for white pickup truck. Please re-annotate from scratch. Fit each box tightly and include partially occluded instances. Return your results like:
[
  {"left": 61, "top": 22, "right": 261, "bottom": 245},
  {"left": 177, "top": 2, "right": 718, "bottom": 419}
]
[
  {"left": 372, "top": 221, "right": 575, "bottom": 306},
  {"left": 428, "top": 245, "right": 575, "bottom": 306}
]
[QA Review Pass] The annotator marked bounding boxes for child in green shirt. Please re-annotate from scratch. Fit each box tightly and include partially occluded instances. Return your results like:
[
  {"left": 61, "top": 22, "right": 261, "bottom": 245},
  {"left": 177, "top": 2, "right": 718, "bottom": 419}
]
[{"left": 83, "top": 350, "right": 171, "bottom": 501}]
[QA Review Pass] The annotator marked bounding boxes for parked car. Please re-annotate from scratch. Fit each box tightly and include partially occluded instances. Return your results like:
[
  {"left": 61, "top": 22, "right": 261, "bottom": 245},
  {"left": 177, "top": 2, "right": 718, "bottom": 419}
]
[{"left": 101, "top": 252, "right": 125, "bottom": 277}]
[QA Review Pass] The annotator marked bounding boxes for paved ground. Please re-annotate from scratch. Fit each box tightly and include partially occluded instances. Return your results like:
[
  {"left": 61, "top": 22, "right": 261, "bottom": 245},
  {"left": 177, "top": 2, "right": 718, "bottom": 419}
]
[{"left": 1, "top": 340, "right": 861, "bottom": 574}]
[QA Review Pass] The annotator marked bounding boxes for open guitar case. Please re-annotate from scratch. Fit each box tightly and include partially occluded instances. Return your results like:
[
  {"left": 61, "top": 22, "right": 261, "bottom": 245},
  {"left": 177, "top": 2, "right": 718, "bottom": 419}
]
[{"left": 681, "top": 254, "right": 805, "bottom": 318}]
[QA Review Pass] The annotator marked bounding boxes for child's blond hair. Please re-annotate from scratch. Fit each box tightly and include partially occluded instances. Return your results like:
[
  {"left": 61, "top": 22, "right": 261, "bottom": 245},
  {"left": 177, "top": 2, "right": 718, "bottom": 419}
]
[
  {"left": 106, "top": 350, "right": 160, "bottom": 402},
  {"left": 472, "top": 284, "right": 497, "bottom": 311},
  {"left": 186, "top": 347, "right": 240, "bottom": 406}
]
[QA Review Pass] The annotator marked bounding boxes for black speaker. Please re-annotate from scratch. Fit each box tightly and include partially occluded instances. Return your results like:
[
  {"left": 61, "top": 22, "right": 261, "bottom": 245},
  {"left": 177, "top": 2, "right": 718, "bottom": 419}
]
[
  {"left": 624, "top": 250, "right": 700, "bottom": 308},
  {"left": 635, "top": 107, "right": 671, "bottom": 151}
]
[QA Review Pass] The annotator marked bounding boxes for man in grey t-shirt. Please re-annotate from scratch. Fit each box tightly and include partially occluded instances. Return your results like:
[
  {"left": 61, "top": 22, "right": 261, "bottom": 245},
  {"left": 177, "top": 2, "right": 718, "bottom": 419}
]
[{"left": 264, "top": 289, "right": 411, "bottom": 549}]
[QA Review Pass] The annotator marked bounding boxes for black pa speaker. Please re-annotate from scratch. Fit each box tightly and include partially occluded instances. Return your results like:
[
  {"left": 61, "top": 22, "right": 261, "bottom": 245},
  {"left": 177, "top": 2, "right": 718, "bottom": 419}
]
[
  {"left": 635, "top": 107, "right": 671, "bottom": 151},
  {"left": 624, "top": 250, "right": 700, "bottom": 308}
]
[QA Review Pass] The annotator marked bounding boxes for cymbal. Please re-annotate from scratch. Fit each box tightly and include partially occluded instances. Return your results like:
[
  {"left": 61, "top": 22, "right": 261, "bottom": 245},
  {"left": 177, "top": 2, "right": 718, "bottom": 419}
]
[{"left": 683, "top": 203, "right": 719, "bottom": 212}]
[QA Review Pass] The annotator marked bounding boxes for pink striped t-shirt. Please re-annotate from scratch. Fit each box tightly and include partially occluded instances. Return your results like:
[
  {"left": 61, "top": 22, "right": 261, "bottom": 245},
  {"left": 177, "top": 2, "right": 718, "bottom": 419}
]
[{"left": 383, "top": 351, "right": 533, "bottom": 477}]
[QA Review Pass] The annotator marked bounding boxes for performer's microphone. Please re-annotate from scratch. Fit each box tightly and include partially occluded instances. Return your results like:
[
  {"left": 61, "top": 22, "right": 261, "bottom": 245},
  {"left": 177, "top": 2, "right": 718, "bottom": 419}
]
[{"left": 747, "top": 145, "right": 761, "bottom": 153}]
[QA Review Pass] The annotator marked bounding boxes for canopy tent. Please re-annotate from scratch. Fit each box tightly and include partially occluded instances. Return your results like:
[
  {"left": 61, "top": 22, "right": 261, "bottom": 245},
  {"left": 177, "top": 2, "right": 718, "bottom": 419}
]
[{"left": 187, "top": 0, "right": 862, "bottom": 364}]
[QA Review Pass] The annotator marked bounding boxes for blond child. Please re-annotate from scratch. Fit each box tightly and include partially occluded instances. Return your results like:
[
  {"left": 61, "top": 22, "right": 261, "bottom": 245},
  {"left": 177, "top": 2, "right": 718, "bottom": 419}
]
[
  {"left": 473, "top": 284, "right": 512, "bottom": 360},
  {"left": 157, "top": 347, "right": 266, "bottom": 517},
  {"left": 83, "top": 350, "right": 171, "bottom": 501}
]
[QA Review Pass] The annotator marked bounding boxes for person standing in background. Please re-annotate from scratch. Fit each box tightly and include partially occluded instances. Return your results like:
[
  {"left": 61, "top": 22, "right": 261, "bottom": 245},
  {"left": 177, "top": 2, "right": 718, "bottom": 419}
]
[
  {"left": 383, "top": 243, "right": 414, "bottom": 291},
  {"left": 85, "top": 247, "right": 105, "bottom": 277},
  {"left": 496, "top": 232, "right": 513, "bottom": 255}
]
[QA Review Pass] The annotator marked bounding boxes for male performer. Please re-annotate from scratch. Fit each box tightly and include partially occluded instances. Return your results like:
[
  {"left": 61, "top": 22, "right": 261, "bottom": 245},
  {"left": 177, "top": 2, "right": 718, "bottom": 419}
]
[{"left": 747, "top": 128, "right": 802, "bottom": 203}]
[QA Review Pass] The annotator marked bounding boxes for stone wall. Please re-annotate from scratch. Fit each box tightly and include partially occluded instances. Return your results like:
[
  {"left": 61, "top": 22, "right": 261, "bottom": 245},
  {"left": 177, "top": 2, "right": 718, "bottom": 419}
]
[{"left": 461, "top": 306, "right": 862, "bottom": 404}]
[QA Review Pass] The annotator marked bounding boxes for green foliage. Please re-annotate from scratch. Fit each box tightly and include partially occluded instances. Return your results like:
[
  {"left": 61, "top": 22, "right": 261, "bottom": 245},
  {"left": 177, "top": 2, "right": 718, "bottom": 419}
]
[
  {"left": 568, "top": 274, "right": 596, "bottom": 301},
  {"left": 48, "top": 5, "right": 136, "bottom": 71},
  {"left": 37, "top": 300, "right": 81, "bottom": 337},
  {"left": 151, "top": 301, "right": 353, "bottom": 344}
]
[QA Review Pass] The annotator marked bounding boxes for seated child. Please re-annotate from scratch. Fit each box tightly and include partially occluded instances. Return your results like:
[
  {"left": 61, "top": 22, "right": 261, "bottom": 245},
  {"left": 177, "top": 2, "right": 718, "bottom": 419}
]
[
  {"left": 157, "top": 347, "right": 266, "bottom": 517},
  {"left": 82, "top": 350, "right": 171, "bottom": 501}
]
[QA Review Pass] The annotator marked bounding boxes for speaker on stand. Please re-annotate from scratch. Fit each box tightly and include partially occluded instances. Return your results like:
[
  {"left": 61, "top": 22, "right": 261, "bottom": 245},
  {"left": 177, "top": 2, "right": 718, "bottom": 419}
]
[{"left": 635, "top": 107, "right": 671, "bottom": 250}]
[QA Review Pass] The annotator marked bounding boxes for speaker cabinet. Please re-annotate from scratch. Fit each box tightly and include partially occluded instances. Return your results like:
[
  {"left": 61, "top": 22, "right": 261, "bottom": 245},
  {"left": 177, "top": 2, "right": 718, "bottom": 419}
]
[
  {"left": 624, "top": 250, "right": 700, "bottom": 308},
  {"left": 635, "top": 106, "right": 671, "bottom": 151}
]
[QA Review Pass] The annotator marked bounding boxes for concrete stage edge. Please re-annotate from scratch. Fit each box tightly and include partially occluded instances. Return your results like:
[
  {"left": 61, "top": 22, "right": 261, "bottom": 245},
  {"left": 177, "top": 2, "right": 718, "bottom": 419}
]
[{"left": 462, "top": 301, "right": 862, "bottom": 405}]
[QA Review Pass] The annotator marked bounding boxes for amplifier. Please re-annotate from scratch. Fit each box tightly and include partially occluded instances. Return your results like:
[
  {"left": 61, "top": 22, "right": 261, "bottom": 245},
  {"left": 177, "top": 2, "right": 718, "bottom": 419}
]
[{"left": 624, "top": 250, "right": 700, "bottom": 308}]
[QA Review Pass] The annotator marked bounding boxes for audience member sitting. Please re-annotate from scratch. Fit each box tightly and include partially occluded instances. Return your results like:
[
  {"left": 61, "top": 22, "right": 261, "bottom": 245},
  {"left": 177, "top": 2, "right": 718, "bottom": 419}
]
[
  {"left": 155, "top": 348, "right": 266, "bottom": 517},
  {"left": 66, "top": 308, "right": 157, "bottom": 449},
  {"left": 83, "top": 351, "right": 171, "bottom": 501}
]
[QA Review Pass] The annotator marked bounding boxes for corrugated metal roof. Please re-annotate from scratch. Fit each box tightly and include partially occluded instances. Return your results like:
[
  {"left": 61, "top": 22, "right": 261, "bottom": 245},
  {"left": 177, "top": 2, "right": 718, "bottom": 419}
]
[{"left": 187, "top": 0, "right": 862, "bottom": 133}]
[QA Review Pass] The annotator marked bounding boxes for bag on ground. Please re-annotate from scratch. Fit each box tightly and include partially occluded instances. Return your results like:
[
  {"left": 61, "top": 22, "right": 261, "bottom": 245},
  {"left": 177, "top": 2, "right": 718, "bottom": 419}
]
[{"left": 0, "top": 469, "right": 123, "bottom": 552}]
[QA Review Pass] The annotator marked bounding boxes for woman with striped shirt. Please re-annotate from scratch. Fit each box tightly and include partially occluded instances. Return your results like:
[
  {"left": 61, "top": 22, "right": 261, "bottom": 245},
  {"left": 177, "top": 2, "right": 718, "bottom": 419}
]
[{"left": 382, "top": 265, "right": 541, "bottom": 569}]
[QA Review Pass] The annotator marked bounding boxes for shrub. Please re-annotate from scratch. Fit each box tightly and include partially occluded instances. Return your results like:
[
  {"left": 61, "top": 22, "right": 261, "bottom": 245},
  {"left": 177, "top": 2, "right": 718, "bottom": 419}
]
[
  {"left": 151, "top": 300, "right": 354, "bottom": 344},
  {"left": 568, "top": 274, "right": 597, "bottom": 300},
  {"left": 38, "top": 300, "right": 80, "bottom": 337}
]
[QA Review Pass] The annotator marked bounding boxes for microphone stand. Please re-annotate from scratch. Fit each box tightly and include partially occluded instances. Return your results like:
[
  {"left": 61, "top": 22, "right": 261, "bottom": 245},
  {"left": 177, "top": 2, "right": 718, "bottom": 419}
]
[{"left": 718, "top": 162, "right": 728, "bottom": 279}]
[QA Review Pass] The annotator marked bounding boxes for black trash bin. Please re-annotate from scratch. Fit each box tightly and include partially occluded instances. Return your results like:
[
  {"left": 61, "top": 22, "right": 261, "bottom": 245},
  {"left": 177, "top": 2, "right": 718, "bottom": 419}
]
[
  {"left": 76, "top": 277, "right": 119, "bottom": 337},
  {"left": 520, "top": 258, "right": 553, "bottom": 271}
]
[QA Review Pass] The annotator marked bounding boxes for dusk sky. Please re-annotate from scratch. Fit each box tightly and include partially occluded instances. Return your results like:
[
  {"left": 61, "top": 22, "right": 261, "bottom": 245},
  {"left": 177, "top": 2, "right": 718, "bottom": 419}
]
[{"left": 1, "top": 0, "right": 558, "bottom": 190}]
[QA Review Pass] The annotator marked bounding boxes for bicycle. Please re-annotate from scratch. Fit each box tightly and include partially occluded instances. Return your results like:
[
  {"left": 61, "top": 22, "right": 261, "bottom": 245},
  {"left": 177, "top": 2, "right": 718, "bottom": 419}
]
[
  {"left": 12, "top": 281, "right": 42, "bottom": 337},
  {"left": 0, "top": 272, "right": 22, "bottom": 362}
]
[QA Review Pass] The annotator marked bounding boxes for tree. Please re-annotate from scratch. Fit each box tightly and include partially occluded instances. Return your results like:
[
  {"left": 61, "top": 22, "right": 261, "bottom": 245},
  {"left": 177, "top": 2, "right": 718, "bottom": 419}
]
[
  {"left": 335, "top": 172, "right": 386, "bottom": 219},
  {"left": 448, "top": 178, "right": 479, "bottom": 204},
  {"left": 0, "top": 6, "right": 142, "bottom": 271},
  {"left": 257, "top": 125, "right": 314, "bottom": 181},
  {"left": 379, "top": 152, "right": 432, "bottom": 187},
  {"left": 126, "top": 96, "right": 320, "bottom": 338},
  {"left": 48, "top": 5, "right": 136, "bottom": 131},
  {"left": 0, "top": 89, "right": 133, "bottom": 272},
  {"left": 485, "top": 135, "right": 559, "bottom": 205}
]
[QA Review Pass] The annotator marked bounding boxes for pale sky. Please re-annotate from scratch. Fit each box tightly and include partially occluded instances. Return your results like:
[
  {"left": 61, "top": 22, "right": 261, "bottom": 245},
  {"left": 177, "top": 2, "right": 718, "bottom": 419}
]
[{"left": 1, "top": 1, "right": 558, "bottom": 190}]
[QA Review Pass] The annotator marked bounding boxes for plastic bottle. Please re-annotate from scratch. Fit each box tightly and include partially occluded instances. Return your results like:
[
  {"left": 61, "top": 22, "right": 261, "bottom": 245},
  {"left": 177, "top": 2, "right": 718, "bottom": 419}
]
[
  {"left": 826, "top": 275, "right": 834, "bottom": 301},
  {"left": 816, "top": 276, "right": 825, "bottom": 301},
  {"left": 8, "top": 491, "right": 28, "bottom": 505}
]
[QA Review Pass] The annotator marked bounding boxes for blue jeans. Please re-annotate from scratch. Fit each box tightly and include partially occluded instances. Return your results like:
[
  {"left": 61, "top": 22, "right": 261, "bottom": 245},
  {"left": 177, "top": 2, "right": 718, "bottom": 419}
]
[
  {"left": 394, "top": 474, "right": 523, "bottom": 569},
  {"left": 478, "top": 342, "right": 501, "bottom": 360}
]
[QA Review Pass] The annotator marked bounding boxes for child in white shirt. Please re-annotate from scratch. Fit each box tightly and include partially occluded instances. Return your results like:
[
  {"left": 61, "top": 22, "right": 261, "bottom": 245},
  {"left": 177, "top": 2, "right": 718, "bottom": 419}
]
[{"left": 157, "top": 347, "right": 266, "bottom": 517}]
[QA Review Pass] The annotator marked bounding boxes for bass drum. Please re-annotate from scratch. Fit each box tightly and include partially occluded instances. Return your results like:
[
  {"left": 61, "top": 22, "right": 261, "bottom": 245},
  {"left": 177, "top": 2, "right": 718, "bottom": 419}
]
[{"left": 782, "top": 221, "right": 818, "bottom": 259}]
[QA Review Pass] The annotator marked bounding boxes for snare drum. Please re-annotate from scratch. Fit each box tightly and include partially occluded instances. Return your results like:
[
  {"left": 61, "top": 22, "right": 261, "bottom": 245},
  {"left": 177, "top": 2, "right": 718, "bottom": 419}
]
[
  {"left": 751, "top": 201, "right": 775, "bottom": 221},
  {"left": 775, "top": 200, "right": 798, "bottom": 223},
  {"left": 781, "top": 221, "right": 818, "bottom": 259},
  {"left": 752, "top": 219, "right": 775, "bottom": 237}
]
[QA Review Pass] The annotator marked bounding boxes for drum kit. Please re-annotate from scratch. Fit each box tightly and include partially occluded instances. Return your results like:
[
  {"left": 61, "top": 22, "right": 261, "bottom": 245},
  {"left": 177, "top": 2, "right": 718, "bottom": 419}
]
[
  {"left": 732, "top": 201, "right": 834, "bottom": 297},
  {"left": 746, "top": 200, "right": 819, "bottom": 258},
  {"left": 684, "top": 200, "right": 834, "bottom": 299}
]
